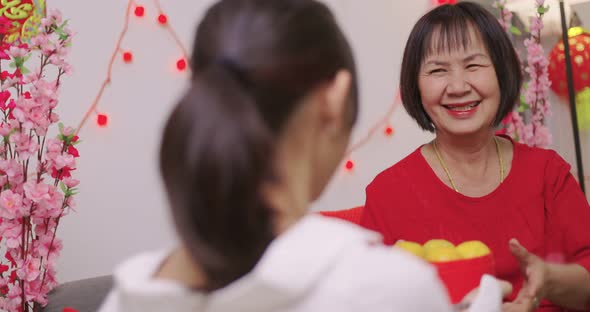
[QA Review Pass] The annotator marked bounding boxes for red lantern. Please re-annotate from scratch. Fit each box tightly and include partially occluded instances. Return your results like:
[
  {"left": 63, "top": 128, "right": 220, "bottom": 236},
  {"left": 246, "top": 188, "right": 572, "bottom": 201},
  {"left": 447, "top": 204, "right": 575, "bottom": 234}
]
[{"left": 548, "top": 27, "right": 590, "bottom": 97}]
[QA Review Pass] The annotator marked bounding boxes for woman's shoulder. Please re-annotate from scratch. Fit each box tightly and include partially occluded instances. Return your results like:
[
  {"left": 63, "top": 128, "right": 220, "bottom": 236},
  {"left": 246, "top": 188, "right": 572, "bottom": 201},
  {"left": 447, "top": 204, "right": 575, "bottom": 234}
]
[{"left": 511, "top": 139, "right": 570, "bottom": 172}]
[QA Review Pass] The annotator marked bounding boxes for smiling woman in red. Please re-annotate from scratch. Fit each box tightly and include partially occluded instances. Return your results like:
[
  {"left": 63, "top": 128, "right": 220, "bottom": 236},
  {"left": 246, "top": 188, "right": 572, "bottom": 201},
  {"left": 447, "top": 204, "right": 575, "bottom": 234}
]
[{"left": 361, "top": 2, "right": 590, "bottom": 312}]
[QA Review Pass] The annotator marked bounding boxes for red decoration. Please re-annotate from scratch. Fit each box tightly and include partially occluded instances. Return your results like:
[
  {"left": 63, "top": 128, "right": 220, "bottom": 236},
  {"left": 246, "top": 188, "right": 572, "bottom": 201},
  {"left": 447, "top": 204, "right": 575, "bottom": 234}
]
[
  {"left": 122, "top": 51, "right": 133, "bottom": 63},
  {"left": 96, "top": 114, "right": 108, "bottom": 127},
  {"left": 62, "top": 308, "right": 79, "bottom": 312},
  {"left": 548, "top": 27, "right": 590, "bottom": 97},
  {"left": 134, "top": 6, "right": 145, "bottom": 17},
  {"left": 176, "top": 58, "right": 187, "bottom": 71},
  {"left": 344, "top": 160, "right": 354, "bottom": 171},
  {"left": 157, "top": 14, "right": 168, "bottom": 25},
  {"left": 384, "top": 126, "right": 394, "bottom": 136},
  {"left": 435, "top": 0, "right": 457, "bottom": 4}
]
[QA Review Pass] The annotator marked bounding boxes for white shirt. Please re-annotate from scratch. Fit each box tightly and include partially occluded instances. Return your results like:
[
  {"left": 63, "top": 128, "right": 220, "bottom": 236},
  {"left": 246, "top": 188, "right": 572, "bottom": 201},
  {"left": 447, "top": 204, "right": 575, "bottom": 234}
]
[{"left": 98, "top": 215, "right": 502, "bottom": 312}]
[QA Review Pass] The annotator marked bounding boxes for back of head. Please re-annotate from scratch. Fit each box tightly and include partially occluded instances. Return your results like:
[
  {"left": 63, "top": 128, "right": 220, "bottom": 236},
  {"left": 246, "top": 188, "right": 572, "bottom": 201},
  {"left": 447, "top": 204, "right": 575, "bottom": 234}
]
[{"left": 159, "top": 0, "right": 357, "bottom": 291}]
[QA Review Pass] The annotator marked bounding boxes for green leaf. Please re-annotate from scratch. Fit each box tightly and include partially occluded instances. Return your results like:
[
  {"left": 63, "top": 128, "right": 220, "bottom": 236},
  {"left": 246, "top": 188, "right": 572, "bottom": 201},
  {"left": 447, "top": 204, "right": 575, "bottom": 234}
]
[
  {"left": 60, "top": 181, "right": 67, "bottom": 193},
  {"left": 517, "top": 103, "right": 530, "bottom": 112},
  {"left": 537, "top": 5, "right": 549, "bottom": 15},
  {"left": 510, "top": 25, "right": 522, "bottom": 36},
  {"left": 58, "top": 122, "right": 64, "bottom": 132}
]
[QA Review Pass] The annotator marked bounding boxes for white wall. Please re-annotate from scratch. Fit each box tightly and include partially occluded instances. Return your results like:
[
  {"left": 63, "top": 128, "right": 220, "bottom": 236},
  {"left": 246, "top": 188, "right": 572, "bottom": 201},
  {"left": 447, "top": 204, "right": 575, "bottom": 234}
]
[{"left": 49, "top": 0, "right": 434, "bottom": 283}]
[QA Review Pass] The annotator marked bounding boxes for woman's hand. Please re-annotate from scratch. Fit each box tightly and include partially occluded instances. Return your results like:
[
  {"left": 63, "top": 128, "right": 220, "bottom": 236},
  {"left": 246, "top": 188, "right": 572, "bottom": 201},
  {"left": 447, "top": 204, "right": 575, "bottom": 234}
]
[{"left": 502, "top": 239, "right": 548, "bottom": 312}]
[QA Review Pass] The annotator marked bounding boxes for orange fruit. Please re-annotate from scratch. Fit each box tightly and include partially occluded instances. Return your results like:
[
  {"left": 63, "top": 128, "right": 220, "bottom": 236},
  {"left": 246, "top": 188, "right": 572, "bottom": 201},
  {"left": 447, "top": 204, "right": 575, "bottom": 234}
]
[
  {"left": 424, "top": 246, "right": 462, "bottom": 263},
  {"left": 423, "top": 239, "right": 454, "bottom": 251},
  {"left": 456, "top": 240, "right": 491, "bottom": 259},
  {"left": 394, "top": 240, "right": 425, "bottom": 258}
]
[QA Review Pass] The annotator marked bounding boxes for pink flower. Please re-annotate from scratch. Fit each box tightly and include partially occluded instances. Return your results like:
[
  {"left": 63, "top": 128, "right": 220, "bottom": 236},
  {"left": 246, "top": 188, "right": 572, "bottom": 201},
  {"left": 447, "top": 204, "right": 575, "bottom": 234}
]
[
  {"left": 16, "top": 258, "right": 41, "bottom": 282},
  {"left": 0, "top": 123, "right": 11, "bottom": 136},
  {"left": 54, "top": 154, "right": 75, "bottom": 170},
  {"left": 46, "top": 138, "right": 63, "bottom": 153},
  {"left": 35, "top": 234, "right": 62, "bottom": 263},
  {"left": 0, "top": 190, "right": 23, "bottom": 219},
  {"left": 8, "top": 46, "right": 28, "bottom": 58},
  {"left": 61, "top": 126, "right": 74, "bottom": 137},
  {"left": 23, "top": 181, "right": 51, "bottom": 203},
  {"left": 65, "top": 196, "right": 76, "bottom": 212},
  {"left": 0, "top": 220, "right": 22, "bottom": 248},
  {"left": 63, "top": 177, "right": 79, "bottom": 188}
]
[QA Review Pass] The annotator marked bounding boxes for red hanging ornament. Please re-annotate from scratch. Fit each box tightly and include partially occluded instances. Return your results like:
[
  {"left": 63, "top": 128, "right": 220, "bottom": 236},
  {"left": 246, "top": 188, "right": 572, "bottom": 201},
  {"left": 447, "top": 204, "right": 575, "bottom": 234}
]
[
  {"left": 548, "top": 27, "right": 590, "bottom": 98},
  {"left": 134, "top": 6, "right": 145, "bottom": 17}
]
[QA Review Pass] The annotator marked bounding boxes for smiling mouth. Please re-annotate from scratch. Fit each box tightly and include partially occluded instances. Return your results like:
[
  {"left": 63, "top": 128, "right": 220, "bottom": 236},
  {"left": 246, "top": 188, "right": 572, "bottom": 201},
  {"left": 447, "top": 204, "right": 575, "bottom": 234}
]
[{"left": 442, "top": 101, "right": 481, "bottom": 111}]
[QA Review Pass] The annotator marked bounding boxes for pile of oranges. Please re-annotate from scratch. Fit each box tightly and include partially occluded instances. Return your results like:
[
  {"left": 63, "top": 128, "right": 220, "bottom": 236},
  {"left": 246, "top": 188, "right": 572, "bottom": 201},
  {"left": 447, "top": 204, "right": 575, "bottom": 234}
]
[
  {"left": 394, "top": 239, "right": 494, "bottom": 303},
  {"left": 394, "top": 239, "right": 491, "bottom": 262}
]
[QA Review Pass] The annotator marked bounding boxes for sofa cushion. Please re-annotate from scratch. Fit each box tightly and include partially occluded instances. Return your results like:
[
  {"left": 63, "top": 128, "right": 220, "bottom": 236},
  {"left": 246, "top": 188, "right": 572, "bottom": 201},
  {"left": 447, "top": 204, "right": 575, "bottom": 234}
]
[{"left": 41, "top": 275, "right": 113, "bottom": 312}]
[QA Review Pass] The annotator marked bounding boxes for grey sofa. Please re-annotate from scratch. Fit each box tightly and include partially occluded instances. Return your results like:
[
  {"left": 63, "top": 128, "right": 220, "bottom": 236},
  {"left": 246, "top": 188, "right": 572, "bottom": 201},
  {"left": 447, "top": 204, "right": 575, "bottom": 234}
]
[{"left": 41, "top": 276, "right": 113, "bottom": 312}]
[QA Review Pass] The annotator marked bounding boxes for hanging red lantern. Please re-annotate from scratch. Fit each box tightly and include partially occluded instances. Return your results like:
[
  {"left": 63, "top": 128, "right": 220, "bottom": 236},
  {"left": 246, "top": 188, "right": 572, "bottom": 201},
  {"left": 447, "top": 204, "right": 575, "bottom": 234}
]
[{"left": 548, "top": 27, "right": 590, "bottom": 97}]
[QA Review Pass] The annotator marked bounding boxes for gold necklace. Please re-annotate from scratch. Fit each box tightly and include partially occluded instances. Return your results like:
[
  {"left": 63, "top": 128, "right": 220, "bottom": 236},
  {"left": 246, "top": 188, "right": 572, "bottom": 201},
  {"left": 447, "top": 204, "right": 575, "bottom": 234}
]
[{"left": 432, "top": 137, "right": 504, "bottom": 192}]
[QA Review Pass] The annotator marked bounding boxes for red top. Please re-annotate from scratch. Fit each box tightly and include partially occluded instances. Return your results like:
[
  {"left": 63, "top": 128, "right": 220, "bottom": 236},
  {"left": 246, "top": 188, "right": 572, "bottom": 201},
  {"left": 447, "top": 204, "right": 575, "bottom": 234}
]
[{"left": 360, "top": 137, "right": 590, "bottom": 311}]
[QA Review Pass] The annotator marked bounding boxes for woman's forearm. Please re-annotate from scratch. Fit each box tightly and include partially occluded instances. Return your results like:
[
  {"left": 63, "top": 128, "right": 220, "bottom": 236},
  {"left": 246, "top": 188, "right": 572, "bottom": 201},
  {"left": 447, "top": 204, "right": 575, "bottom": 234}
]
[{"left": 545, "top": 263, "right": 590, "bottom": 310}]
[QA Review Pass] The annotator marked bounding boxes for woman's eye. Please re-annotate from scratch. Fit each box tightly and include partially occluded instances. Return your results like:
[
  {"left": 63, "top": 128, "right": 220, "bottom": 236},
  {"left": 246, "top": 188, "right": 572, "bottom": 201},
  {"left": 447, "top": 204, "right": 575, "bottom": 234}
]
[
  {"left": 466, "top": 64, "right": 481, "bottom": 69},
  {"left": 429, "top": 68, "right": 445, "bottom": 74}
]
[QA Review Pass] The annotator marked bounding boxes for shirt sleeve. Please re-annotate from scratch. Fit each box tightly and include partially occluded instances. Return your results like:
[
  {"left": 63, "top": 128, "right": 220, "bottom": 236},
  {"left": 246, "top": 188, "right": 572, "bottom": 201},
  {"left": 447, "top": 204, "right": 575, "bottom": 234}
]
[
  {"left": 544, "top": 150, "right": 590, "bottom": 272},
  {"left": 388, "top": 255, "right": 454, "bottom": 312},
  {"left": 360, "top": 182, "right": 395, "bottom": 245}
]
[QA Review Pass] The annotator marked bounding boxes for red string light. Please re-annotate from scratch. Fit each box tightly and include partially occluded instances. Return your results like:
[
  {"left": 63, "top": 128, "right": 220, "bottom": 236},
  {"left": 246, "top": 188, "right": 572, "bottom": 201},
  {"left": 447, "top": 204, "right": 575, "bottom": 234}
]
[
  {"left": 157, "top": 13, "right": 168, "bottom": 25},
  {"left": 122, "top": 51, "right": 133, "bottom": 63},
  {"left": 76, "top": 0, "right": 190, "bottom": 134},
  {"left": 435, "top": 0, "right": 457, "bottom": 4},
  {"left": 96, "top": 114, "right": 108, "bottom": 127},
  {"left": 134, "top": 5, "right": 145, "bottom": 17},
  {"left": 176, "top": 58, "right": 187, "bottom": 71},
  {"left": 384, "top": 125, "right": 394, "bottom": 136},
  {"left": 344, "top": 91, "right": 400, "bottom": 158},
  {"left": 344, "top": 160, "right": 355, "bottom": 171},
  {"left": 77, "top": 0, "right": 399, "bottom": 172}
]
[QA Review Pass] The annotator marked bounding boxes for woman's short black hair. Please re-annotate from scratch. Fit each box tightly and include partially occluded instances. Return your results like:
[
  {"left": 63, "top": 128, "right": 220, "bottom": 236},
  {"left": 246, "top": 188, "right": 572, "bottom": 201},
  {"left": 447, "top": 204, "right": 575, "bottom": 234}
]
[{"left": 400, "top": 1, "right": 522, "bottom": 132}]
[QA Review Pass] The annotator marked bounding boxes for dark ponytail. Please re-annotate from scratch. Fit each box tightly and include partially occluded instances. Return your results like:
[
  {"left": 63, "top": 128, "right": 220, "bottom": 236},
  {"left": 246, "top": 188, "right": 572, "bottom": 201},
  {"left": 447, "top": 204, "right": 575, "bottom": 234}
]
[{"left": 159, "top": 0, "right": 357, "bottom": 290}]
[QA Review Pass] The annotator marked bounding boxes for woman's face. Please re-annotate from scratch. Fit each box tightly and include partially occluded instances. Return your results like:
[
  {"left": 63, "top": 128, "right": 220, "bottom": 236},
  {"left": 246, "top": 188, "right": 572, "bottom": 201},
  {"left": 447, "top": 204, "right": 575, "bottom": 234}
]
[{"left": 418, "top": 27, "right": 501, "bottom": 137}]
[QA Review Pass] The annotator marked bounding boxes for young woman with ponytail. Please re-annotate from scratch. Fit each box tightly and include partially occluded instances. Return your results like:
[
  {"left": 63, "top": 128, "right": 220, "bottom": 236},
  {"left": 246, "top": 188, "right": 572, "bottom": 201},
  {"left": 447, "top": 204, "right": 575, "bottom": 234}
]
[{"left": 97, "top": 0, "right": 509, "bottom": 311}]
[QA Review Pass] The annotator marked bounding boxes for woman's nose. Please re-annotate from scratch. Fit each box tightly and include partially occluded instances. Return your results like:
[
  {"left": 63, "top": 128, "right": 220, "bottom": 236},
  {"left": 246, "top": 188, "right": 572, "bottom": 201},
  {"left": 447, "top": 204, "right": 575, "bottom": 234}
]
[{"left": 446, "top": 71, "right": 472, "bottom": 96}]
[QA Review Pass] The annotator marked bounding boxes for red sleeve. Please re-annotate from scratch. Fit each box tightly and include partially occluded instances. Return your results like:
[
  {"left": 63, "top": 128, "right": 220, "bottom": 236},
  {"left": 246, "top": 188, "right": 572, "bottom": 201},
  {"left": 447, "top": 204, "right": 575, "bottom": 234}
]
[
  {"left": 360, "top": 181, "right": 396, "bottom": 245},
  {"left": 545, "top": 151, "right": 590, "bottom": 272}
]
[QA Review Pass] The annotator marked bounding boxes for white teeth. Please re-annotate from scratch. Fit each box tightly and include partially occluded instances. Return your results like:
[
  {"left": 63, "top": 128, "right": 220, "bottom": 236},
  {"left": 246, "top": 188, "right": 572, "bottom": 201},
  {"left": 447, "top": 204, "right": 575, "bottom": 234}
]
[{"left": 447, "top": 102, "right": 479, "bottom": 111}]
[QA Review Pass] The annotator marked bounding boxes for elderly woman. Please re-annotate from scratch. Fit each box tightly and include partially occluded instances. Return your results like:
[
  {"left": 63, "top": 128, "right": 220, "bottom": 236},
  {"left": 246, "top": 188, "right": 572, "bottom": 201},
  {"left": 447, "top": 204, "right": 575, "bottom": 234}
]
[{"left": 361, "top": 2, "right": 590, "bottom": 312}]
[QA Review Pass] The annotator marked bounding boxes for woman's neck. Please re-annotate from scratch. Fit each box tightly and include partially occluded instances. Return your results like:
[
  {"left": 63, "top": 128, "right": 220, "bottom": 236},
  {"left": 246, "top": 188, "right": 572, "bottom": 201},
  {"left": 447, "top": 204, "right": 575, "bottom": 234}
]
[
  {"left": 434, "top": 130, "right": 497, "bottom": 165},
  {"left": 155, "top": 246, "right": 209, "bottom": 289}
]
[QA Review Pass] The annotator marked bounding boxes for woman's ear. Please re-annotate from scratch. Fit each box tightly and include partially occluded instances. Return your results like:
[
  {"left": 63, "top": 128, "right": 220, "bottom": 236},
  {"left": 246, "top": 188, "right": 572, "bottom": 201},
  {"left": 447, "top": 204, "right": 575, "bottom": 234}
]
[{"left": 321, "top": 69, "right": 352, "bottom": 129}]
